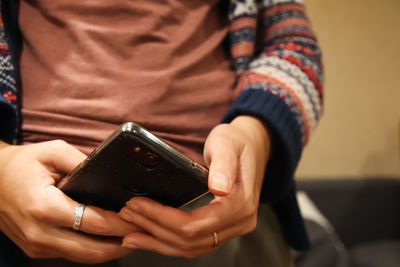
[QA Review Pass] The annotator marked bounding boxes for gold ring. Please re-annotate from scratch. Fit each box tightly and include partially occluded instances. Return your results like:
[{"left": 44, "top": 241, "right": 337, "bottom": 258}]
[{"left": 212, "top": 231, "right": 219, "bottom": 248}]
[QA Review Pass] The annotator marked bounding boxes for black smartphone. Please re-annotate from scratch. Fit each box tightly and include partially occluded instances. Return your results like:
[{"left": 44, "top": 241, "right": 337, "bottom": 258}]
[{"left": 58, "top": 122, "right": 211, "bottom": 212}]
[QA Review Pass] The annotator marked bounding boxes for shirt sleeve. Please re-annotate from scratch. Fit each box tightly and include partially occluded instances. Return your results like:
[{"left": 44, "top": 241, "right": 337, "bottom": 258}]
[
  {"left": 223, "top": 0, "right": 323, "bottom": 203},
  {"left": 0, "top": 13, "right": 18, "bottom": 143}
]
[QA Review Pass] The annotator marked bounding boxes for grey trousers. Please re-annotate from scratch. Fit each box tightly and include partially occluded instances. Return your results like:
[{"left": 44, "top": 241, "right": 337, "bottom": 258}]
[{"left": 29, "top": 204, "right": 294, "bottom": 267}]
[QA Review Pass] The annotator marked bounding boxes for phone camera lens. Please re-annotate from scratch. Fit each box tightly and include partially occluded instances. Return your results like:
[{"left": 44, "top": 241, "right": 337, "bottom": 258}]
[{"left": 145, "top": 153, "right": 157, "bottom": 163}]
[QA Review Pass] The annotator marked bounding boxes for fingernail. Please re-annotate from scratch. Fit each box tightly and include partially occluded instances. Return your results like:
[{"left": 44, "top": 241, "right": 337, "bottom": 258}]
[
  {"left": 118, "top": 207, "right": 136, "bottom": 221},
  {"left": 127, "top": 202, "right": 141, "bottom": 212},
  {"left": 211, "top": 172, "right": 229, "bottom": 193},
  {"left": 122, "top": 240, "right": 137, "bottom": 249}
]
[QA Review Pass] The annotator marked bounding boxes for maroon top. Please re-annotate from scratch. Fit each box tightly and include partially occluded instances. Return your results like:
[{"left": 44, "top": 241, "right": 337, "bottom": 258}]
[{"left": 19, "top": 0, "right": 235, "bottom": 164}]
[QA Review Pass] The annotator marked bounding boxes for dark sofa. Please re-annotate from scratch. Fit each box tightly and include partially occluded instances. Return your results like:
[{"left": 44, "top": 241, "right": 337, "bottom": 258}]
[{"left": 296, "top": 178, "right": 400, "bottom": 267}]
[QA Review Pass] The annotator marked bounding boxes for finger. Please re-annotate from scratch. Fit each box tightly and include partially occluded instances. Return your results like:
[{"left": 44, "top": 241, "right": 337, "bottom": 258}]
[
  {"left": 120, "top": 214, "right": 256, "bottom": 257},
  {"left": 121, "top": 232, "right": 215, "bottom": 259},
  {"left": 35, "top": 140, "right": 87, "bottom": 174},
  {"left": 203, "top": 127, "right": 241, "bottom": 195},
  {"left": 19, "top": 223, "right": 133, "bottom": 263},
  {"left": 30, "top": 187, "right": 143, "bottom": 237},
  {"left": 120, "top": 197, "right": 191, "bottom": 233},
  {"left": 0, "top": 214, "right": 25, "bottom": 244},
  {"left": 50, "top": 228, "right": 133, "bottom": 264},
  {"left": 121, "top": 193, "right": 248, "bottom": 238},
  {"left": 0, "top": 216, "right": 59, "bottom": 259},
  {"left": 1, "top": 214, "right": 129, "bottom": 262},
  {"left": 119, "top": 205, "right": 253, "bottom": 251},
  {"left": 119, "top": 206, "right": 205, "bottom": 249},
  {"left": 77, "top": 205, "right": 144, "bottom": 236},
  {"left": 3, "top": 200, "right": 135, "bottom": 262}
]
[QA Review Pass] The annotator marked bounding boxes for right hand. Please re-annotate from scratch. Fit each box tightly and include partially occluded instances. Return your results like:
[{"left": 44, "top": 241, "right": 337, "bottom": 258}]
[{"left": 0, "top": 140, "right": 141, "bottom": 263}]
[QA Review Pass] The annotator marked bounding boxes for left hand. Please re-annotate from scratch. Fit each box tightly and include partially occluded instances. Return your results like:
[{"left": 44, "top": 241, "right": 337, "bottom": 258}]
[{"left": 118, "top": 115, "right": 271, "bottom": 258}]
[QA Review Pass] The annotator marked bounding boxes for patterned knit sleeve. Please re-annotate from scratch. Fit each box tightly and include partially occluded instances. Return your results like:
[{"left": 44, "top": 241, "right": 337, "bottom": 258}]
[
  {"left": 0, "top": 12, "right": 18, "bottom": 143},
  {"left": 223, "top": 0, "right": 323, "bottom": 203}
]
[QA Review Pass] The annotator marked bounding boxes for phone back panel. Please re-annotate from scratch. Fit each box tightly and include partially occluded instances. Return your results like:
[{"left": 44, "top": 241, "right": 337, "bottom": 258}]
[{"left": 59, "top": 124, "right": 209, "bottom": 212}]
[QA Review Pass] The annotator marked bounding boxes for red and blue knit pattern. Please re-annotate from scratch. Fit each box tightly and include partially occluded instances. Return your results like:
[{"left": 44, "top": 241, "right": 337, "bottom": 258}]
[
  {"left": 0, "top": 14, "right": 17, "bottom": 107},
  {"left": 228, "top": 0, "right": 323, "bottom": 146}
]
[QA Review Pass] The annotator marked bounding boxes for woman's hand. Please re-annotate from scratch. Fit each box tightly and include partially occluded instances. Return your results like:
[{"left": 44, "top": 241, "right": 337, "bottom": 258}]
[
  {"left": 0, "top": 140, "right": 142, "bottom": 263},
  {"left": 118, "top": 115, "right": 271, "bottom": 258}
]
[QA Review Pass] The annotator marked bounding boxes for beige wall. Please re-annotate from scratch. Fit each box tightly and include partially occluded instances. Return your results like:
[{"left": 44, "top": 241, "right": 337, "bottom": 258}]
[{"left": 296, "top": 0, "right": 400, "bottom": 179}]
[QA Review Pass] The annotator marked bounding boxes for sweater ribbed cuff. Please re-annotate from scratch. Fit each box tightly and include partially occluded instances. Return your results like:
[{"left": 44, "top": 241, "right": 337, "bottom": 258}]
[{"left": 0, "top": 97, "right": 17, "bottom": 144}]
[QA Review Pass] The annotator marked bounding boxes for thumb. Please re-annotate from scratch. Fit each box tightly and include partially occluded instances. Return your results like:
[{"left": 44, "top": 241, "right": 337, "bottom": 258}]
[
  {"left": 35, "top": 140, "right": 87, "bottom": 174},
  {"left": 204, "top": 128, "right": 241, "bottom": 196}
]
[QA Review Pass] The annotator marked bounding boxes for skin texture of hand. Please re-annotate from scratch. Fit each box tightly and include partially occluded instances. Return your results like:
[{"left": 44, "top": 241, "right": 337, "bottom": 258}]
[
  {"left": 118, "top": 115, "right": 271, "bottom": 258},
  {"left": 0, "top": 140, "right": 142, "bottom": 264}
]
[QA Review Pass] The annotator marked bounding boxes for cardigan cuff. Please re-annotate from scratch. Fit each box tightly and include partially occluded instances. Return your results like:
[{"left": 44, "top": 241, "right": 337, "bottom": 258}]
[{"left": 0, "top": 97, "right": 17, "bottom": 144}]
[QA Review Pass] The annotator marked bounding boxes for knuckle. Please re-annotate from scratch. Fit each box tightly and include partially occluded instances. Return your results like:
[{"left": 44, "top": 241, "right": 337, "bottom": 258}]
[
  {"left": 242, "top": 216, "right": 258, "bottom": 235},
  {"left": 23, "top": 227, "right": 44, "bottom": 247},
  {"left": 180, "top": 223, "right": 199, "bottom": 239},
  {"left": 248, "top": 219, "right": 257, "bottom": 233},
  {"left": 24, "top": 248, "right": 40, "bottom": 259},
  {"left": 212, "top": 123, "right": 228, "bottom": 133},
  {"left": 209, "top": 124, "right": 233, "bottom": 141},
  {"left": 49, "top": 139, "right": 68, "bottom": 149},
  {"left": 22, "top": 227, "right": 37, "bottom": 243},
  {"left": 88, "top": 250, "right": 111, "bottom": 264},
  {"left": 176, "top": 240, "right": 195, "bottom": 251},
  {"left": 24, "top": 250, "right": 40, "bottom": 259},
  {"left": 85, "top": 210, "right": 110, "bottom": 235},
  {"left": 242, "top": 202, "right": 257, "bottom": 218},
  {"left": 91, "top": 221, "right": 108, "bottom": 235},
  {"left": 28, "top": 204, "right": 49, "bottom": 221},
  {"left": 183, "top": 251, "right": 200, "bottom": 259}
]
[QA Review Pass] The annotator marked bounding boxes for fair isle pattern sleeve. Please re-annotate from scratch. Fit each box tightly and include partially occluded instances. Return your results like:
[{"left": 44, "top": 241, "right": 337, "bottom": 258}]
[
  {"left": 223, "top": 0, "right": 323, "bottom": 250},
  {"left": 228, "top": 0, "right": 323, "bottom": 145},
  {"left": 0, "top": 14, "right": 17, "bottom": 104},
  {"left": 0, "top": 10, "right": 18, "bottom": 143}
]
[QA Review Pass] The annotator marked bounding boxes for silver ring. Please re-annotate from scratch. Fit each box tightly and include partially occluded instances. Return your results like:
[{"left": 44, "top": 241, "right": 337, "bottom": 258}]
[{"left": 73, "top": 204, "right": 86, "bottom": 231}]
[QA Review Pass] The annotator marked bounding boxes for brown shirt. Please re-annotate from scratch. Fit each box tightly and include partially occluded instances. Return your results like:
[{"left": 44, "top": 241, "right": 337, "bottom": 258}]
[{"left": 19, "top": 0, "right": 235, "bottom": 164}]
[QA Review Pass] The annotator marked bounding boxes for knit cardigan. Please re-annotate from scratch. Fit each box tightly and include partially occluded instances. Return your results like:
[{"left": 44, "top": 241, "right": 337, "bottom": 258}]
[{"left": 0, "top": 0, "right": 323, "bottom": 251}]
